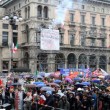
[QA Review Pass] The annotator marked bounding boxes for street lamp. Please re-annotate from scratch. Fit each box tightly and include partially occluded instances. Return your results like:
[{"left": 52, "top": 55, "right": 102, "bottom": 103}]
[{"left": 2, "top": 14, "right": 23, "bottom": 72}]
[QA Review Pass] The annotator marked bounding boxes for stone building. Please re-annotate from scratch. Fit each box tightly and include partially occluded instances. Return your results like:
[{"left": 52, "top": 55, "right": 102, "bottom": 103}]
[{"left": 0, "top": 0, "right": 110, "bottom": 73}]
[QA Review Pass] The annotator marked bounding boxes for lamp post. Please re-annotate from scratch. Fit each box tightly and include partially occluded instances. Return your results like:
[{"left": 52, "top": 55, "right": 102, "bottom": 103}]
[{"left": 2, "top": 14, "right": 22, "bottom": 72}]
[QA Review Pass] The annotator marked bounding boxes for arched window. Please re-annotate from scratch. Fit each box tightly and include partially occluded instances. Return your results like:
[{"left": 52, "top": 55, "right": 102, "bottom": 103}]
[
  {"left": 37, "top": 5, "right": 42, "bottom": 17},
  {"left": 28, "top": 6, "right": 30, "bottom": 18},
  {"left": 43, "top": 6, "right": 48, "bottom": 18}
]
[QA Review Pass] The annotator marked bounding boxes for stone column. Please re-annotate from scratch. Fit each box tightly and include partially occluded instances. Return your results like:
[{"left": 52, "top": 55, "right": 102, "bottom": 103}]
[
  {"left": 29, "top": 60, "right": 36, "bottom": 73},
  {"left": 87, "top": 56, "right": 90, "bottom": 68},
  {"left": 97, "top": 56, "right": 99, "bottom": 69},
  {"left": 65, "top": 60, "right": 68, "bottom": 69},
  {"left": 47, "top": 54, "right": 55, "bottom": 72}
]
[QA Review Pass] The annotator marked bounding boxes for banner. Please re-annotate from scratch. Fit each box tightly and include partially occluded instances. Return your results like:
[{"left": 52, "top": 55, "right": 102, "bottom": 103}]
[{"left": 40, "top": 29, "right": 60, "bottom": 50}]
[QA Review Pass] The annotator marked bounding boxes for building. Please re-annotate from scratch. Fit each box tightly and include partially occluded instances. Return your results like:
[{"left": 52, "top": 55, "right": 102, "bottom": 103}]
[{"left": 0, "top": 0, "right": 110, "bottom": 73}]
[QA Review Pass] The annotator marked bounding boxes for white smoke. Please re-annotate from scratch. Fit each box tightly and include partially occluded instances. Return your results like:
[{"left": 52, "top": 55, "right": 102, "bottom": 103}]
[{"left": 53, "top": 0, "right": 73, "bottom": 26}]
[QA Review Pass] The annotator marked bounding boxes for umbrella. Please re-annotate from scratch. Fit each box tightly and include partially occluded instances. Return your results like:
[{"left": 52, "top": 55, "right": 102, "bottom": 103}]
[
  {"left": 33, "top": 82, "right": 44, "bottom": 85},
  {"left": 41, "top": 86, "right": 55, "bottom": 91},
  {"left": 10, "top": 83, "right": 21, "bottom": 86},
  {"left": 65, "top": 78, "right": 73, "bottom": 83},
  {"left": 81, "top": 82, "right": 90, "bottom": 86},
  {"left": 47, "top": 83, "right": 60, "bottom": 87},
  {"left": 75, "top": 83, "right": 86, "bottom": 88},
  {"left": 92, "top": 79, "right": 100, "bottom": 83},
  {"left": 24, "top": 84, "right": 37, "bottom": 88},
  {"left": 73, "top": 77, "right": 82, "bottom": 81},
  {"left": 37, "top": 84, "right": 46, "bottom": 87},
  {"left": 54, "top": 80, "right": 62, "bottom": 83}
]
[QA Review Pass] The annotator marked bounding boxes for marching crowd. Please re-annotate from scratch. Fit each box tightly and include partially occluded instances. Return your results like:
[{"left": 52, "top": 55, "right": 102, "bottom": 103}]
[{"left": 0, "top": 75, "right": 110, "bottom": 110}]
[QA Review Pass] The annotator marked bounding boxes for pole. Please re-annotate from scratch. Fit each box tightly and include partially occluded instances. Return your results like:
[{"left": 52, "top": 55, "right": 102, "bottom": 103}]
[{"left": 10, "top": 24, "right": 13, "bottom": 72}]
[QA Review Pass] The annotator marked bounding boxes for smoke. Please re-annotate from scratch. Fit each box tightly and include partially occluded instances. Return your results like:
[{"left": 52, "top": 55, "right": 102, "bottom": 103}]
[
  {"left": 52, "top": 0, "right": 83, "bottom": 27},
  {"left": 53, "top": 0, "right": 73, "bottom": 26}
]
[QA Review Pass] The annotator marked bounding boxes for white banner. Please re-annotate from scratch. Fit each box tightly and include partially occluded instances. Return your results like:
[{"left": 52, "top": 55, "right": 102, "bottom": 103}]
[{"left": 40, "top": 29, "right": 60, "bottom": 50}]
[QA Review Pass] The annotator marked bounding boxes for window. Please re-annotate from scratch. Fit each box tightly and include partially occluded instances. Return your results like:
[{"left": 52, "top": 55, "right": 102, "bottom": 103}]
[
  {"left": 2, "top": 61, "right": 9, "bottom": 70},
  {"left": 43, "top": 6, "right": 48, "bottom": 18},
  {"left": 70, "top": 35, "right": 74, "bottom": 46},
  {"left": 81, "top": 36, "right": 85, "bottom": 46},
  {"left": 13, "top": 61, "right": 18, "bottom": 68},
  {"left": 2, "top": 32, "right": 8, "bottom": 46},
  {"left": 37, "top": 5, "right": 42, "bottom": 17},
  {"left": 14, "top": 6, "right": 16, "bottom": 10},
  {"left": 82, "top": 5, "right": 85, "bottom": 9},
  {"left": 91, "top": 16, "right": 95, "bottom": 26},
  {"left": 101, "top": 18, "right": 105, "bottom": 26},
  {"left": 91, "top": 39, "right": 95, "bottom": 46},
  {"left": 25, "top": 8, "right": 28, "bottom": 19},
  {"left": 13, "top": 25, "right": 18, "bottom": 30},
  {"left": 19, "top": 3, "right": 21, "bottom": 8},
  {"left": 102, "top": 8, "right": 104, "bottom": 13},
  {"left": 2, "top": 24, "right": 8, "bottom": 29},
  {"left": 28, "top": 6, "right": 30, "bottom": 18},
  {"left": 70, "top": 13, "right": 74, "bottom": 22},
  {"left": 13, "top": 32, "right": 18, "bottom": 46},
  {"left": 92, "top": 7, "right": 95, "bottom": 11},
  {"left": 102, "top": 39, "right": 105, "bottom": 47},
  {"left": 81, "top": 15, "right": 85, "bottom": 24}
]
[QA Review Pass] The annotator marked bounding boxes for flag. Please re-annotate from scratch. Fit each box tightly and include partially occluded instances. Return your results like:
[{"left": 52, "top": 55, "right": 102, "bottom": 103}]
[{"left": 12, "top": 43, "right": 18, "bottom": 53}]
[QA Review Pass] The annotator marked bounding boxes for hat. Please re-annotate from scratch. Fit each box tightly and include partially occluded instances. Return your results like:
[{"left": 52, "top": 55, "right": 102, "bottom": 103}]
[
  {"left": 40, "top": 95, "right": 46, "bottom": 101},
  {"left": 46, "top": 91, "right": 52, "bottom": 95}
]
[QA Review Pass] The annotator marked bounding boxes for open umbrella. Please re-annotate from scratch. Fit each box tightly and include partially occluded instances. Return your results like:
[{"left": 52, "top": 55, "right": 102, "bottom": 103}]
[
  {"left": 73, "top": 77, "right": 82, "bottom": 81},
  {"left": 92, "top": 79, "right": 100, "bottom": 83},
  {"left": 54, "top": 80, "right": 62, "bottom": 83},
  {"left": 41, "top": 86, "right": 55, "bottom": 91},
  {"left": 24, "top": 84, "right": 37, "bottom": 88},
  {"left": 65, "top": 78, "right": 73, "bottom": 83},
  {"left": 37, "top": 84, "right": 46, "bottom": 87},
  {"left": 81, "top": 82, "right": 90, "bottom": 86},
  {"left": 33, "top": 82, "right": 44, "bottom": 85},
  {"left": 9, "top": 83, "right": 21, "bottom": 87},
  {"left": 75, "top": 83, "right": 86, "bottom": 88},
  {"left": 47, "top": 83, "right": 60, "bottom": 87}
]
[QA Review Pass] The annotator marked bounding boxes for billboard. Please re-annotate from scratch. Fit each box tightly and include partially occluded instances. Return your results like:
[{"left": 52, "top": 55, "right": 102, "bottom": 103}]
[{"left": 40, "top": 29, "right": 60, "bottom": 50}]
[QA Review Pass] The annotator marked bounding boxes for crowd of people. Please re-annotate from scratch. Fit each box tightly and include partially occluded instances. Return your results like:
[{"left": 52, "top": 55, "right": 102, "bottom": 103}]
[{"left": 0, "top": 73, "right": 110, "bottom": 110}]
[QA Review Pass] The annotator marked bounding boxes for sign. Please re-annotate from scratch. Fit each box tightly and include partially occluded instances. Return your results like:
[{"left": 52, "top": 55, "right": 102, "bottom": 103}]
[{"left": 40, "top": 29, "right": 60, "bottom": 50}]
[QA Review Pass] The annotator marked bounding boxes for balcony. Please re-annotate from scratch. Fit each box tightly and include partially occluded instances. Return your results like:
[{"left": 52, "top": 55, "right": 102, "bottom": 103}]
[
  {"left": 80, "top": 23, "right": 86, "bottom": 28},
  {"left": 100, "top": 25, "right": 106, "bottom": 30},
  {"left": 69, "top": 22, "right": 76, "bottom": 26},
  {"left": 97, "top": 33, "right": 107, "bottom": 39},
  {"left": 90, "top": 24, "right": 97, "bottom": 29}
]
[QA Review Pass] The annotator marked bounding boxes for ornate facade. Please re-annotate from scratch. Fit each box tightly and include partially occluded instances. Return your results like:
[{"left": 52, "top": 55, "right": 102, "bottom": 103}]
[{"left": 0, "top": 0, "right": 110, "bottom": 73}]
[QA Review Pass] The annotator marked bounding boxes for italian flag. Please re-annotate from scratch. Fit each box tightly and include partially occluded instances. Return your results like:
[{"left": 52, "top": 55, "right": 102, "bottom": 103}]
[{"left": 12, "top": 43, "right": 18, "bottom": 53}]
